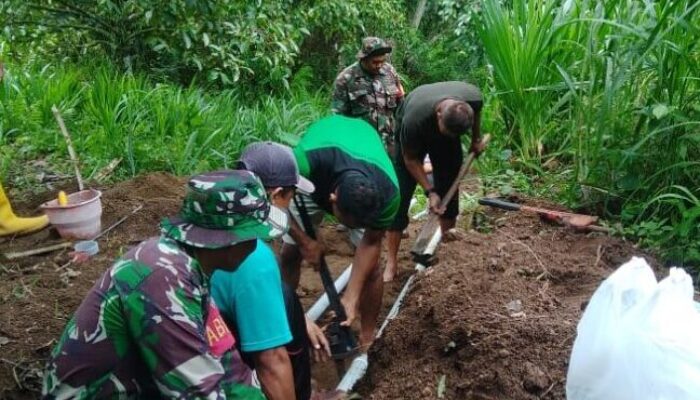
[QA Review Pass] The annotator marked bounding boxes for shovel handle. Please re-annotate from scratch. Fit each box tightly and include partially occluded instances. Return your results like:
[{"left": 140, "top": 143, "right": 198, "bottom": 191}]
[
  {"left": 437, "top": 134, "right": 491, "bottom": 210},
  {"left": 293, "top": 195, "right": 348, "bottom": 321},
  {"left": 478, "top": 198, "right": 523, "bottom": 212}
]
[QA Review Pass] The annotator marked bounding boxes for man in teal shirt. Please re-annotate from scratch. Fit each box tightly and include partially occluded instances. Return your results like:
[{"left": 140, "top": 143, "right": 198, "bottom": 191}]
[
  {"left": 212, "top": 142, "right": 327, "bottom": 400},
  {"left": 211, "top": 239, "right": 295, "bottom": 400},
  {"left": 213, "top": 241, "right": 291, "bottom": 352}
]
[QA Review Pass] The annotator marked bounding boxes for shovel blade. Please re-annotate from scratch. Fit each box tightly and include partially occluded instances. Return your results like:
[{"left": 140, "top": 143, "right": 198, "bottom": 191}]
[
  {"left": 564, "top": 214, "right": 599, "bottom": 227},
  {"left": 411, "top": 215, "right": 440, "bottom": 257}
]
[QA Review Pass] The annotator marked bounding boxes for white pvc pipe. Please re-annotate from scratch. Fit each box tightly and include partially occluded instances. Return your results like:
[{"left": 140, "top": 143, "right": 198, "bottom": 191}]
[
  {"left": 305, "top": 264, "right": 353, "bottom": 322},
  {"left": 408, "top": 197, "right": 417, "bottom": 212},
  {"left": 377, "top": 227, "right": 441, "bottom": 338},
  {"left": 336, "top": 353, "right": 368, "bottom": 392},
  {"left": 412, "top": 208, "right": 429, "bottom": 220},
  {"left": 336, "top": 227, "right": 442, "bottom": 392},
  {"left": 376, "top": 274, "right": 417, "bottom": 339}
]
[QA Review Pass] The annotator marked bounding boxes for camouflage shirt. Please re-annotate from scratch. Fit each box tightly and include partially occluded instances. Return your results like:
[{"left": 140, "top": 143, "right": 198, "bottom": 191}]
[
  {"left": 43, "top": 236, "right": 264, "bottom": 400},
  {"left": 331, "top": 62, "right": 404, "bottom": 151}
]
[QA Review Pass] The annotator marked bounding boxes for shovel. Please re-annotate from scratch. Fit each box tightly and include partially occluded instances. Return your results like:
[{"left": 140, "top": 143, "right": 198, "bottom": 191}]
[
  {"left": 478, "top": 198, "right": 609, "bottom": 232},
  {"left": 410, "top": 134, "right": 491, "bottom": 265},
  {"left": 294, "top": 195, "right": 358, "bottom": 360}
]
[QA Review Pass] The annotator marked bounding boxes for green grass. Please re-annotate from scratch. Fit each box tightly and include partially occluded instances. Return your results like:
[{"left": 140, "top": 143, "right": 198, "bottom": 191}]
[
  {"left": 0, "top": 61, "right": 327, "bottom": 182},
  {"left": 480, "top": 0, "right": 700, "bottom": 265}
]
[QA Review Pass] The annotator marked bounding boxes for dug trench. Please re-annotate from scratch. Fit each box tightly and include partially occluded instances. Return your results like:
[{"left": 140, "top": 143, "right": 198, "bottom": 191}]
[{"left": 0, "top": 173, "right": 658, "bottom": 399}]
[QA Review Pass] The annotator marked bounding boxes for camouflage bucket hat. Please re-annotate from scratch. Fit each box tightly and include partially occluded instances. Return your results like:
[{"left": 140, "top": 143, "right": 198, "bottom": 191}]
[
  {"left": 357, "top": 36, "right": 392, "bottom": 60},
  {"left": 161, "top": 170, "right": 289, "bottom": 249}
]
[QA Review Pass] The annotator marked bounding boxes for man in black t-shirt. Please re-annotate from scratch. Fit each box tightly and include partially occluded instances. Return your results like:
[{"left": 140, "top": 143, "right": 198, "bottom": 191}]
[{"left": 384, "top": 81, "right": 486, "bottom": 282}]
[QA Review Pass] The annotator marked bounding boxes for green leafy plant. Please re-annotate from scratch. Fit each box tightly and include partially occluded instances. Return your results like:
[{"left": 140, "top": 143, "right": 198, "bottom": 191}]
[
  {"left": 0, "top": 60, "right": 326, "bottom": 181},
  {"left": 480, "top": 0, "right": 700, "bottom": 265}
]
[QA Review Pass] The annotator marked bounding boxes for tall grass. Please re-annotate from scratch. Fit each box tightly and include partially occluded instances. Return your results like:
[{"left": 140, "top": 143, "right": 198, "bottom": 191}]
[
  {"left": 480, "top": 0, "right": 700, "bottom": 263},
  {"left": 0, "top": 62, "right": 327, "bottom": 181}
]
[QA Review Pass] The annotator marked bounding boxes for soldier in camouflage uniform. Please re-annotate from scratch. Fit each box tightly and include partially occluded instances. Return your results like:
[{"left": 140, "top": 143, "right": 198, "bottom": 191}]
[
  {"left": 43, "top": 170, "right": 289, "bottom": 400},
  {"left": 332, "top": 37, "right": 405, "bottom": 154}
]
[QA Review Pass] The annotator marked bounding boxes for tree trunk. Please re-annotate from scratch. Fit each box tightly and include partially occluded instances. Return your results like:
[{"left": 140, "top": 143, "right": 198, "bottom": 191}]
[{"left": 412, "top": 0, "right": 428, "bottom": 28}]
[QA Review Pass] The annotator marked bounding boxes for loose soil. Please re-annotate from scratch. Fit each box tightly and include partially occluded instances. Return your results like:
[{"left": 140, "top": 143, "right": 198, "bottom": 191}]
[
  {"left": 0, "top": 173, "right": 659, "bottom": 399},
  {"left": 358, "top": 207, "right": 658, "bottom": 400}
]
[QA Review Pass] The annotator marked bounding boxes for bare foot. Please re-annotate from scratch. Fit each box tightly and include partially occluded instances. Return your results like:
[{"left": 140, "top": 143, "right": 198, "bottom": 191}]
[
  {"left": 383, "top": 263, "right": 397, "bottom": 282},
  {"left": 441, "top": 228, "right": 465, "bottom": 242}
]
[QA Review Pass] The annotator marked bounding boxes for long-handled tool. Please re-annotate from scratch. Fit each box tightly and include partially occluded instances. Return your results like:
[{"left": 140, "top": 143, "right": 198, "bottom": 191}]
[
  {"left": 52, "top": 105, "right": 84, "bottom": 191},
  {"left": 478, "top": 198, "right": 609, "bottom": 232},
  {"left": 410, "top": 134, "right": 491, "bottom": 265},
  {"left": 294, "top": 195, "right": 358, "bottom": 360}
]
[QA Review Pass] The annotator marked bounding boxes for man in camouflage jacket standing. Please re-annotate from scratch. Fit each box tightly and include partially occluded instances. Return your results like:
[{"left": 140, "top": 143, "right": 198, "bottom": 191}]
[
  {"left": 43, "top": 170, "right": 289, "bottom": 399},
  {"left": 332, "top": 37, "right": 405, "bottom": 153}
]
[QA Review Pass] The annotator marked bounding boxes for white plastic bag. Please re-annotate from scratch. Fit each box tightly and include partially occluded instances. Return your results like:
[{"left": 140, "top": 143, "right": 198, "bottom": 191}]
[{"left": 567, "top": 256, "right": 700, "bottom": 400}]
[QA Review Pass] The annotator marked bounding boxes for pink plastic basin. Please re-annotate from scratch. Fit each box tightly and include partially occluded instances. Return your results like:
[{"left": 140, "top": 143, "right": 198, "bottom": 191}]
[{"left": 40, "top": 189, "right": 102, "bottom": 239}]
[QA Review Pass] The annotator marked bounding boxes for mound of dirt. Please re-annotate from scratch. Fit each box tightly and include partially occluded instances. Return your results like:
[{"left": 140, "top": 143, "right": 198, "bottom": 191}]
[
  {"left": 99, "top": 172, "right": 187, "bottom": 243},
  {"left": 0, "top": 173, "right": 186, "bottom": 399},
  {"left": 0, "top": 172, "right": 355, "bottom": 399},
  {"left": 359, "top": 210, "right": 658, "bottom": 400}
]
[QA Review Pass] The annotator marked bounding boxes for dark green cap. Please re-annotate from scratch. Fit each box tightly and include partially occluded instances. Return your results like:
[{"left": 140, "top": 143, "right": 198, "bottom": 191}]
[{"left": 161, "top": 170, "right": 289, "bottom": 249}]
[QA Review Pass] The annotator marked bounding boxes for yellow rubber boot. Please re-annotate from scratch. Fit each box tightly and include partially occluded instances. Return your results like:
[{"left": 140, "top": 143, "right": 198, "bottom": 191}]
[{"left": 0, "top": 181, "right": 49, "bottom": 236}]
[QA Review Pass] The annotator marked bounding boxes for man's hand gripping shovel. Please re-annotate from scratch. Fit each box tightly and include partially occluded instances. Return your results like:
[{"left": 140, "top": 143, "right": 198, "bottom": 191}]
[
  {"left": 294, "top": 196, "right": 358, "bottom": 360},
  {"left": 410, "top": 134, "right": 491, "bottom": 266}
]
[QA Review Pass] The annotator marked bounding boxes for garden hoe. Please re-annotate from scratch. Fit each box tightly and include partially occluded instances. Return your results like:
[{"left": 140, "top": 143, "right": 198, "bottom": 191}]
[
  {"left": 294, "top": 195, "right": 358, "bottom": 361},
  {"left": 478, "top": 198, "right": 610, "bottom": 233},
  {"left": 411, "top": 135, "right": 491, "bottom": 265}
]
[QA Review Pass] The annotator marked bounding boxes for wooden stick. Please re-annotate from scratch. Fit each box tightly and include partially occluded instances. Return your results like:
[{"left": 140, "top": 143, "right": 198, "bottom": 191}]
[
  {"left": 92, "top": 158, "right": 122, "bottom": 183},
  {"left": 3, "top": 242, "right": 72, "bottom": 260},
  {"left": 51, "top": 105, "right": 84, "bottom": 191},
  {"left": 91, "top": 204, "right": 144, "bottom": 241}
]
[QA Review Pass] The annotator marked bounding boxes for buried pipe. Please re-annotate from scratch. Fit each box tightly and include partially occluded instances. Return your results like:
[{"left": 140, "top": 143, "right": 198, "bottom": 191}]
[
  {"left": 377, "top": 226, "right": 441, "bottom": 338},
  {"left": 412, "top": 208, "right": 429, "bottom": 220},
  {"left": 306, "top": 196, "right": 423, "bottom": 322},
  {"left": 336, "top": 227, "right": 442, "bottom": 393},
  {"left": 305, "top": 264, "right": 353, "bottom": 322},
  {"left": 336, "top": 353, "right": 369, "bottom": 392}
]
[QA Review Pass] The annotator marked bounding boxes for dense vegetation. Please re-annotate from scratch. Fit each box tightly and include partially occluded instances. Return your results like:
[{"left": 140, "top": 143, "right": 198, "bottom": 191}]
[{"left": 1, "top": 0, "right": 698, "bottom": 265}]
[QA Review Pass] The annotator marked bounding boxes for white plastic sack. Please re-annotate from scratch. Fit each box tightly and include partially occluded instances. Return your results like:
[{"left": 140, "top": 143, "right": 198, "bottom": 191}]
[{"left": 566, "top": 256, "right": 700, "bottom": 400}]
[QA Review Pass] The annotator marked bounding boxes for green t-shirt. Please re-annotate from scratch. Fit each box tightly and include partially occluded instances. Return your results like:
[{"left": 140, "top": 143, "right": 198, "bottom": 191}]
[{"left": 293, "top": 115, "right": 400, "bottom": 229}]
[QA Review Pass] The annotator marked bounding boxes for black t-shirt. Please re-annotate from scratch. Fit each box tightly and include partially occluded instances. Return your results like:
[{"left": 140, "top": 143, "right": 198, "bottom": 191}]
[{"left": 396, "top": 81, "right": 483, "bottom": 158}]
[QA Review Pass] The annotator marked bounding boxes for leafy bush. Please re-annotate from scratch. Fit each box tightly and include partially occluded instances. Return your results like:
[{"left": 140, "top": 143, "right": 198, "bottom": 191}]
[{"left": 2, "top": 0, "right": 408, "bottom": 90}]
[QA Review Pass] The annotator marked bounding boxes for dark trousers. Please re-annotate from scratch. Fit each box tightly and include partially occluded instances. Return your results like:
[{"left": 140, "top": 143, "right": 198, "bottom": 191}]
[
  {"left": 390, "top": 135, "right": 463, "bottom": 231},
  {"left": 281, "top": 283, "right": 312, "bottom": 400}
]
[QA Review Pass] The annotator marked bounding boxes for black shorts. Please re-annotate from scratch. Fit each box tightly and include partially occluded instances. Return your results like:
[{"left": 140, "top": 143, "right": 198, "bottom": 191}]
[{"left": 390, "top": 134, "right": 463, "bottom": 231}]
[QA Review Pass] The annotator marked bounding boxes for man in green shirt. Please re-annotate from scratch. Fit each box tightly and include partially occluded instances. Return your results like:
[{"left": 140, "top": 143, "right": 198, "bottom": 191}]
[{"left": 280, "top": 115, "right": 400, "bottom": 349}]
